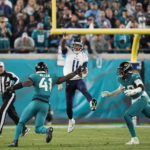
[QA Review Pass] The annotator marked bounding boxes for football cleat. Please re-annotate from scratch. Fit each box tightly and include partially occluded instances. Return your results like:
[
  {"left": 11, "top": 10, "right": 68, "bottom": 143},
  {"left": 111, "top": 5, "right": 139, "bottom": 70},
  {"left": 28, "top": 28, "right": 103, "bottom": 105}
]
[
  {"left": 90, "top": 98, "right": 97, "bottom": 111},
  {"left": 125, "top": 137, "right": 139, "bottom": 145},
  {"left": 22, "top": 128, "right": 30, "bottom": 136},
  {"left": 68, "top": 118, "right": 75, "bottom": 133},
  {"left": 46, "top": 127, "right": 53, "bottom": 143},
  {"left": 8, "top": 140, "right": 18, "bottom": 147}
]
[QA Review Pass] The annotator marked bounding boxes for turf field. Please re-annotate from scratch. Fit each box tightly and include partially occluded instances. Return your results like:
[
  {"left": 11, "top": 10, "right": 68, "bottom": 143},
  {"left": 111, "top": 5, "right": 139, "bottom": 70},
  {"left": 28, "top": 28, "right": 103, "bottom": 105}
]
[{"left": 0, "top": 126, "right": 150, "bottom": 150}]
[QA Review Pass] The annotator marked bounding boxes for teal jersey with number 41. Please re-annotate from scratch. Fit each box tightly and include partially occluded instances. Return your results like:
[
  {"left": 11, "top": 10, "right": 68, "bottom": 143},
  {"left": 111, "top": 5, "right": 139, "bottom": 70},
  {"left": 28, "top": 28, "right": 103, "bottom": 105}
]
[{"left": 29, "top": 73, "right": 58, "bottom": 102}]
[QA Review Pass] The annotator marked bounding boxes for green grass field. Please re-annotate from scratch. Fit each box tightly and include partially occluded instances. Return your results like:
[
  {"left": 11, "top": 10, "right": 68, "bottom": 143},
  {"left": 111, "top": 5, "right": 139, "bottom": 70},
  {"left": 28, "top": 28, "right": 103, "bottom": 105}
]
[{"left": 0, "top": 126, "right": 150, "bottom": 150}]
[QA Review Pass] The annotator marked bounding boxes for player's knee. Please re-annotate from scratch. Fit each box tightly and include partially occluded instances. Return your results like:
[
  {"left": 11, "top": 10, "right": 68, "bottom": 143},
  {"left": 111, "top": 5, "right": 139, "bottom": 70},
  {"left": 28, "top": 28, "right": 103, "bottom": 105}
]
[
  {"left": 124, "top": 112, "right": 130, "bottom": 120},
  {"left": 18, "top": 122, "right": 24, "bottom": 127}
]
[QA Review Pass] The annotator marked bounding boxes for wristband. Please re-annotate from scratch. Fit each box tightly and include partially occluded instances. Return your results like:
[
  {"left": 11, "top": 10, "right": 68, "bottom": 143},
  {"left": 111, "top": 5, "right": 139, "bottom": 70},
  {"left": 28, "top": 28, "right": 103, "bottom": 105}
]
[{"left": 13, "top": 83, "right": 23, "bottom": 90}]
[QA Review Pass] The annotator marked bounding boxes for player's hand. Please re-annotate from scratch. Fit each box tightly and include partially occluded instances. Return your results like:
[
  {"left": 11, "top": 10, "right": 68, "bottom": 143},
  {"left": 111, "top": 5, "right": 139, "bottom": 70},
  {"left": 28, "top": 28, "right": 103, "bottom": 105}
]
[
  {"left": 6, "top": 86, "right": 14, "bottom": 94},
  {"left": 63, "top": 32, "right": 67, "bottom": 39},
  {"left": 79, "top": 68, "right": 88, "bottom": 78},
  {"left": 101, "top": 91, "right": 111, "bottom": 97},
  {"left": 74, "top": 65, "right": 86, "bottom": 75},
  {"left": 124, "top": 89, "right": 136, "bottom": 96},
  {"left": 58, "top": 84, "right": 63, "bottom": 91}
]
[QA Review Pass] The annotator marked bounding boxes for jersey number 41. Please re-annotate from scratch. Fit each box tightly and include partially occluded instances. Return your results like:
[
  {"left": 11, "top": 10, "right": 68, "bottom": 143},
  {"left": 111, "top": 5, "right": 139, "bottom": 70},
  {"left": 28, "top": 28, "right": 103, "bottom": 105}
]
[{"left": 39, "top": 77, "right": 52, "bottom": 92}]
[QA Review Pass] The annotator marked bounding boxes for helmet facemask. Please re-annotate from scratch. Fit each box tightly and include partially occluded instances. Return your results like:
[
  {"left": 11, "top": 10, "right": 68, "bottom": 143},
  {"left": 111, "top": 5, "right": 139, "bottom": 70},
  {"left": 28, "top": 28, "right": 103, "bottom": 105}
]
[
  {"left": 117, "top": 62, "right": 133, "bottom": 80},
  {"left": 71, "top": 40, "right": 83, "bottom": 54}
]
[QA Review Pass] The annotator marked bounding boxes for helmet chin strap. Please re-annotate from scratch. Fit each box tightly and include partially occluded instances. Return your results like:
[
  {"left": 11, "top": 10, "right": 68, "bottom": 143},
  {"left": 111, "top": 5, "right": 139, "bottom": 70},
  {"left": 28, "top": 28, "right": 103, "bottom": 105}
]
[
  {"left": 73, "top": 50, "right": 81, "bottom": 54},
  {"left": 72, "top": 47, "right": 82, "bottom": 54}
]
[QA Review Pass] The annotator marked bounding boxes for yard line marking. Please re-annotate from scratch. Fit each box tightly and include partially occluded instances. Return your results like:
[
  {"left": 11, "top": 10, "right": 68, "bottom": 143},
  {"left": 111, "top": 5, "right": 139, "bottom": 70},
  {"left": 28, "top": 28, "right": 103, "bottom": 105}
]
[{"left": 3, "top": 125, "right": 150, "bottom": 129}]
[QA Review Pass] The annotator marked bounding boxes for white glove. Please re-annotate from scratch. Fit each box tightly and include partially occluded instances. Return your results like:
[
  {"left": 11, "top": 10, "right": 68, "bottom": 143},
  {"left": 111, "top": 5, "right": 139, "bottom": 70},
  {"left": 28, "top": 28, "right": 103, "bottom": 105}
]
[
  {"left": 124, "top": 87, "right": 142, "bottom": 96},
  {"left": 101, "top": 91, "right": 111, "bottom": 97},
  {"left": 124, "top": 90, "right": 135, "bottom": 96},
  {"left": 58, "top": 84, "right": 63, "bottom": 91}
]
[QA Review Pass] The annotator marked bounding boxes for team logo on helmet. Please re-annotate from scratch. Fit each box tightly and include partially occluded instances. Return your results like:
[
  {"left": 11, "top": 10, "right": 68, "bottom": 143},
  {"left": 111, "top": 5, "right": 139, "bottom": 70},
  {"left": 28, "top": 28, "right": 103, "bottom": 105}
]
[
  {"left": 35, "top": 62, "right": 48, "bottom": 73},
  {"left": 117, "top": 62, "right": 133, "bottom": 79}
]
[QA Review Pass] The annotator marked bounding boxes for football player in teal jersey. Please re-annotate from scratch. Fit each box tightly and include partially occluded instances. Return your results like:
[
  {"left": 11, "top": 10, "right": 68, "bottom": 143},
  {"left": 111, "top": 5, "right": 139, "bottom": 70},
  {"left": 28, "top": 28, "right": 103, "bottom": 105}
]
[
  {"left": 101, "top": 62, "right": 150, "bottom": 145},
  {"left": 8, "top": 62, "right": 85, "bottom": 147}
]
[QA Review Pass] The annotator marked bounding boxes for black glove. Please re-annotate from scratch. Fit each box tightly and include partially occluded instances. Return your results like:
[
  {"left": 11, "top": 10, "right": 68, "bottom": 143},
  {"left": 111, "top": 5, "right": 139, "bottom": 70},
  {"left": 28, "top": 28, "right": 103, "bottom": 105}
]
[
  {"left": 5, "top": 86, "right": 14, "bottom": 94},
  {"left": 74, "top": 65, "right": 86, "bottom": 75}
]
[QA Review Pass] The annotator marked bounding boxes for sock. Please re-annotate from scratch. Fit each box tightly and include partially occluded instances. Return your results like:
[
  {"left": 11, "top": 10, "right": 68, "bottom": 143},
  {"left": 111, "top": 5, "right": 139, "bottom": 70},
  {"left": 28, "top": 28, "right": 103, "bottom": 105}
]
[
  {"left": 124, "top": 114, "right": 136, "bottom": 137},
  {"left": 14, "top": 122, "right": 23, "bottom": 141}
]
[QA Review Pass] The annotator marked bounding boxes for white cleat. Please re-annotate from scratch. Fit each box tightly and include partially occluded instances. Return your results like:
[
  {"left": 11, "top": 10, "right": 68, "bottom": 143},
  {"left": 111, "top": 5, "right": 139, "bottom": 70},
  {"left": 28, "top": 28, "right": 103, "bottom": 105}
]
[
  {"left": 68, "top": 119, "right": 75, "bottom": 133},
  {"left": 90, "top": 98, "right": 97, "bottom": 111},
  {"left": 125, "top": 137, "right": 139, "bottom": 145}
]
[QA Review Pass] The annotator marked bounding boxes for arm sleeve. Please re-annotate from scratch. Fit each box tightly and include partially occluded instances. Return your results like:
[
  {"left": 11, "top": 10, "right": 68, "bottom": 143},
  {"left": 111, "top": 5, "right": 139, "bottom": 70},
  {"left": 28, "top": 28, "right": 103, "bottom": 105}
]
[
  {"left": 51, "top": 74, "right": 58, "bottom": 86},
  {"left": 62, "top": 48, "right": 68, "bottom": 55},
  {"left": 83, "top": 62, "right": 88, "bottom": 67},
  {"left": 132, "top": 73, "right": 144, "bottom": 90},
  {"left": 109, "top": 84, "right": 125, "bottom": 97},
  {"left": 28, "top": 74, "right": 36, "bottom": 85},
  {"left": 134, "top": 78, "right": 144, "bottom": 86},
  {"left": 9, "top": 72, "right": 20, "bottom": 85}
]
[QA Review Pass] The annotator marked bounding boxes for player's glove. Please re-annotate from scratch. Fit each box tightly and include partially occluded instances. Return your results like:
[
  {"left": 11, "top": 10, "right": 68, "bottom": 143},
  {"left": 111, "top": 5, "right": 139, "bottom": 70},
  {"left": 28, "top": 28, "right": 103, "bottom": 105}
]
[
  {"left": 101, "top": 91, "right": 111, "bottom": 97},
  {"left": 124, "top": 87, "right": 142, "bottom": 96},
  {"left": 74, "top": 65, "right": 86, "bottom": 75},
  {"left": 5, "top": 86, "right": 14, "bottom": 94}
]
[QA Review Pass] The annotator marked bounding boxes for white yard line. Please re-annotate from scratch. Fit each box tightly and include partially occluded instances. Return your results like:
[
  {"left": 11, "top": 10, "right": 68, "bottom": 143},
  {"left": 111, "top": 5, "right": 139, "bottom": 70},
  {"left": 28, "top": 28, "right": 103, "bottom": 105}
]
[{"left": 3, "top": 125, "right": 150, "bottom": 129}]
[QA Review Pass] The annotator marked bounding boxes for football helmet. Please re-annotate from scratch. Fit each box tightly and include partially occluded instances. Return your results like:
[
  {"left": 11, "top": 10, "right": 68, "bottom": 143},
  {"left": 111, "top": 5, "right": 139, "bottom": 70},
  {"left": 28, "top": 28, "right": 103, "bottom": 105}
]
[
  {"left": 117, "top": 62, "right": 133, "bottom": 79},
  {"left": 35, "top": 62, "right": 48, "bottom": 73},
  {"left": 71, "top": 37, "right": 83, "bottom": 54}
]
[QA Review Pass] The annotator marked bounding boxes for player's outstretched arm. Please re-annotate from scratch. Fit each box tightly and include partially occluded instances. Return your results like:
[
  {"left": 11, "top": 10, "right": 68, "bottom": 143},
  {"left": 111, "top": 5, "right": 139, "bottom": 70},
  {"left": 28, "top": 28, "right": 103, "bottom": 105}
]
[
  {"left": 8, "top": 79, "right": 33, "bottom": 91},
  {"left": 101, "top": 85, "right": 124, "bottom": 97},
  {"left": 61, "top": 33, "right": 67, "bottom": 51},
  {"left": 22, "top": 79, "right": 34, "bottom": 87},
  {"left": 56, "top": 66, "right": 85, "bottom": 84}
]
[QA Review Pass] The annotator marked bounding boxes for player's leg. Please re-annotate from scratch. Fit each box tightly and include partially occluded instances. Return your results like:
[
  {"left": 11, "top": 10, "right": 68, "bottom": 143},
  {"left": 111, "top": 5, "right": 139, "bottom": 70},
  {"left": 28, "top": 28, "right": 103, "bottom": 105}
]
[
  {"left": 141, "top": 96, "right": 150, "bottom": 118},
  {"left": 7, "top": 104, "right": 19, "bottom": 125},
  {"left": 45, "top": 105, "right": 53, "bottom": 125},
  {"left": 124, "top": 97, "right": 147, "bottom": 145},
  {"left": 142, "top": 104, "right": 150, "bottom": 118},
  {"left": 76, "top": 79, "right": 97, "bottom": 111},
  {"left": 8, "top": 101, "right": 36, "bottom": 147},
  {"left": 7, "top": 103, "right": 29, "bottom": 136},
  {"left": 0, "top": 93, "right": 15, "bottom": 135},
  {"left": 34, "top": 102, "right": 49, "bottom": 134},
  {"left": 66, "top": 81, "right": 76, "bottom": 119},
  {"left": 34, "top": 102, "right": 53, "bottom": 143},
  {"left": 66, "top": 80, "right": 76, "bottom": 132}
]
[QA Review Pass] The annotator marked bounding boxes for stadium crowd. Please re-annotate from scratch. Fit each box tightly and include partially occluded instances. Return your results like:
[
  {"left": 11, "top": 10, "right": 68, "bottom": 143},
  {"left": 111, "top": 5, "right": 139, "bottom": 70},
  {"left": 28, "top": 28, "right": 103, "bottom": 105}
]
[{"left": 0, "top": 0, "right": 150, "bottom": 53}]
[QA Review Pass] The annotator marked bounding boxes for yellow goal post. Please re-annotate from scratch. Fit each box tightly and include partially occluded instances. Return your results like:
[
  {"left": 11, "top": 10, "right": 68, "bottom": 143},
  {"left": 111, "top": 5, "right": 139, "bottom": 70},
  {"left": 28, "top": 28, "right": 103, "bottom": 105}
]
[{"left": 51, "top": 0, "right": 150, "bottom": 62}]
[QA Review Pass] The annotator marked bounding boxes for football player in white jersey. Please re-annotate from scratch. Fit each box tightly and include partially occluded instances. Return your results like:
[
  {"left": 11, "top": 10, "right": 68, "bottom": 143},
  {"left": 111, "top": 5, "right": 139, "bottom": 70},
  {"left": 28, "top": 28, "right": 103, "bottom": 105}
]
[{"left": 61, "top": 35, "right": 97, "bottom": 133}]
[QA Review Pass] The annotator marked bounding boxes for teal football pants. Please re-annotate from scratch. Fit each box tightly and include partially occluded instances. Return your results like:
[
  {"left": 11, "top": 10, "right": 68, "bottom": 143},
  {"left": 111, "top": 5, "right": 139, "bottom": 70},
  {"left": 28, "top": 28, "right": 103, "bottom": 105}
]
[
  {"left": 124, "top": 96, "right": 150, "bottom": 137},
  {"left": 14, "top": 100, "right": 49, "bottom": 140}
]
